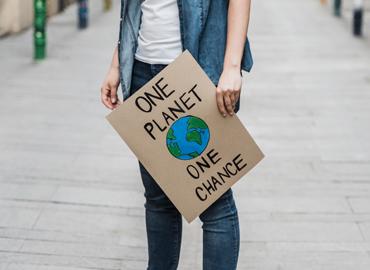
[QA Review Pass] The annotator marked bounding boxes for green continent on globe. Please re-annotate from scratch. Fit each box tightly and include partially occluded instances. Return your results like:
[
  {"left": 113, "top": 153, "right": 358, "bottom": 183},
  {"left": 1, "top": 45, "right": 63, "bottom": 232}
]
[
  {"left": 186, "top": 130, "right": 202, "bottom": 145},
  {"left": 187, "top": 117, "right": 208, "bottom": 130},
  {"left": 188, "top": 151, "right": 200, "bottom": 158},
  {"left": 168, "top": 142, "right": 181, "bottom": 157},
  {"left": 167, "top": 127, "right": 176, "bottom": 140}
]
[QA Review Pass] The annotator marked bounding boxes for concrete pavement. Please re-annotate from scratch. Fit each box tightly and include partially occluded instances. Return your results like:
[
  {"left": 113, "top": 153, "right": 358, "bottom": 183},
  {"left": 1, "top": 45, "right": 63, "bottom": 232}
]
[{"left": 0, "top": 0, "right": 370, "bottom": 269}]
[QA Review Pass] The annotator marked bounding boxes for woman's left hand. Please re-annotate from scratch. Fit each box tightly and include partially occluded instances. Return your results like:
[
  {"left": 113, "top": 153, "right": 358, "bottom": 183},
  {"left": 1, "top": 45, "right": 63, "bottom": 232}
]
[{"left": 216, "top": 66, "right": 242, "bottom": 117}]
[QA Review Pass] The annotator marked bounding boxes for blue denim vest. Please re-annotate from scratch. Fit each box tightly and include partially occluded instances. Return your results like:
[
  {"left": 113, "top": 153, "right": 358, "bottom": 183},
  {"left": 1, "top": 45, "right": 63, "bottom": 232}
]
[{"left": 118, "top": 0, "right": 253, "bottom": 100}]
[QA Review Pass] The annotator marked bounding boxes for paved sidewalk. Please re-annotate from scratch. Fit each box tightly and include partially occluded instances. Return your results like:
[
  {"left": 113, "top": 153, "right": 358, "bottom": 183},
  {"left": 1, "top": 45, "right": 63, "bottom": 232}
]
[{"left": 0, "top": 0, "right": 370, "bottom": 269}]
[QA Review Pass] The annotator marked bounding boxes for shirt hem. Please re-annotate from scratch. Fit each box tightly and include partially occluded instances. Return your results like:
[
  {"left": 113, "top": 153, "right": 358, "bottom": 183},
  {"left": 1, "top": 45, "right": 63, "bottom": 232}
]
[{"left": 134, "top": 53, "right": 178, "bottom": 65}]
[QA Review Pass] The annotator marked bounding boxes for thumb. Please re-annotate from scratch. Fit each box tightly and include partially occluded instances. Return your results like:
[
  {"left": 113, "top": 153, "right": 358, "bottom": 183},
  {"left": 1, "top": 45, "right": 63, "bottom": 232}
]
[{"left": 110, "top": 84, "right": 118, "bottom": 103}]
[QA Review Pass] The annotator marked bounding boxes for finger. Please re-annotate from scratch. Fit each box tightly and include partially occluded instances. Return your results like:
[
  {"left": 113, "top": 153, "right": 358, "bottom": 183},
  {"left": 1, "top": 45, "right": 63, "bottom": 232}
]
[
  {"left": 216, "top": 87, "right": 227, "bottom": 117},
  {"left": 223, "top": 91, "right": 234, "bottom": 116},
  {"left": 229, "top": 90, "right": 236, "bottom": 109},
  {"left": 101, "top": 86, "right": 113, "bottom": 109},
  {"left": 110, "top": 85, "right": 118, "bottom": 104},
  {"left": 110, "top": 85, "right": 122, "bottom": 109}
]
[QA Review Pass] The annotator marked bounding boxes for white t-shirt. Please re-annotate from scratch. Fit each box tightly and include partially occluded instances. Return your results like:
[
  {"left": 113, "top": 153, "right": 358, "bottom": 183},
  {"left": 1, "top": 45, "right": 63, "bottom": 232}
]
[{"left": 134, "top": 0, "right": 183, "bottom": 64}]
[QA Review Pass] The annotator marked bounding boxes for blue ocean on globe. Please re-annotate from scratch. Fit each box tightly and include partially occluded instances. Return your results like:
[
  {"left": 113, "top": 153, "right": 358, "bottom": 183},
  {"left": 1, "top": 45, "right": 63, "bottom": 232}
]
[{"left": 166, "top": 115, "right": 210, "bottom": 160}]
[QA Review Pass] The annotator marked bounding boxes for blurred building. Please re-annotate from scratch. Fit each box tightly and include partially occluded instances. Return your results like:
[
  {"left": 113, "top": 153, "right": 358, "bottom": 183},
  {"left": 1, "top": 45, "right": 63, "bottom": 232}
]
[{"left": 0, "top": 0, "right": 75, "bottom": 36}]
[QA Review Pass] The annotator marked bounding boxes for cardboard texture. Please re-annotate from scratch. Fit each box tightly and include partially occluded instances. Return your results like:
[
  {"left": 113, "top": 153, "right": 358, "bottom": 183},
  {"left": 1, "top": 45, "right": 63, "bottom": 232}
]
[{"left": 106, "top": 50, "right": 264, "bottom": 223}]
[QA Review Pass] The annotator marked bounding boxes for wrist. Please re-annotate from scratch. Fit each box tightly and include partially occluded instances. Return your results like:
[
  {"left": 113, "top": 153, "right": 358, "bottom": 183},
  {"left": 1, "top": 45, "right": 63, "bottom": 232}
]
[{"left": 223, "top": 62, "right": 241, "bottom": 72}]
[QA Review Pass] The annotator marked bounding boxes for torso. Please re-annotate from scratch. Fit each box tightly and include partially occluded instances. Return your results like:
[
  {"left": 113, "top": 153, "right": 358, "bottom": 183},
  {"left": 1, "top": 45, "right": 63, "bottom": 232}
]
[{"left": 134, "top": 0, "right": 183, "bottom": 64}]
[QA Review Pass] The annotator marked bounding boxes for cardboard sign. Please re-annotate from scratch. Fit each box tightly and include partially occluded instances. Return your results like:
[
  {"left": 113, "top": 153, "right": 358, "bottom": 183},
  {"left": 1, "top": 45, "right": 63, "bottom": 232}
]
[{"left": 106, "top": 50, "right": 264, "bottom": 223}]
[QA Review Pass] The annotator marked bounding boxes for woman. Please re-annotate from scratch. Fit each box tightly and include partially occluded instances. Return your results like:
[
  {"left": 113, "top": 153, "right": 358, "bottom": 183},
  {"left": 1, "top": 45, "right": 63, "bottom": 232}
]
[{"left": 101, "top": 0, "right": 252, "bottom": 269}]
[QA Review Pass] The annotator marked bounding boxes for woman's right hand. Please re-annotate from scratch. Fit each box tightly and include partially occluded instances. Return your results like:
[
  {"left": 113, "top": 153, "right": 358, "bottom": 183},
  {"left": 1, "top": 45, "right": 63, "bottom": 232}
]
[{"left": 101, "top": 66, "right": 122, "bottom": 110}]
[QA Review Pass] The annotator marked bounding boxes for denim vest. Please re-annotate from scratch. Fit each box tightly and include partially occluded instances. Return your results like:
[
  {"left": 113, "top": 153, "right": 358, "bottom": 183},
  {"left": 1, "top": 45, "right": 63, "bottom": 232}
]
[{"left": 118, "top": 0, "right": 253, "bottom": 100}]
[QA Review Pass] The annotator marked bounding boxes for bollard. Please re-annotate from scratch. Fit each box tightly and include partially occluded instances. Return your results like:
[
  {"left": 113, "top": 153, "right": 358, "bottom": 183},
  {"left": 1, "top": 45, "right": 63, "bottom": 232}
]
[
  {"left": 353, "top": 0, "right": 363, "bottom": 36},
  {"left": 78, "top": 0, "right": 88, "bottom": 29},
  {"left": 334, "top": 0, "right": 342, "bottom": 16},
  {"left": 34, "top": 0, "right": 47, "bottom": 60},
  {"left": 104, "top": 0, "right": 112, "bottom": 11}
]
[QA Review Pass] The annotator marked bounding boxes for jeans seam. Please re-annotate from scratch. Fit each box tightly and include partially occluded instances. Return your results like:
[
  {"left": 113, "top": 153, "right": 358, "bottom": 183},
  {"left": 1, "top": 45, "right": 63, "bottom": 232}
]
[
  {"left": 172, "top": 213, "right": 181, "bottom": 268},
  {"left": 172, "top": 213, "right": 177, "bottom": 265},
  {"left": 226, "top": 194, "right": 239, "bottom": 269}
]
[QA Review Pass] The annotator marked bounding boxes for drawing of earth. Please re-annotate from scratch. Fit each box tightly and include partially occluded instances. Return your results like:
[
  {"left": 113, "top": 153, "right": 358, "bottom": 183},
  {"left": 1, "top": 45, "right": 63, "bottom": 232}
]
[{"left": 166, "top": 115, "right": 210, "bottom": 160}]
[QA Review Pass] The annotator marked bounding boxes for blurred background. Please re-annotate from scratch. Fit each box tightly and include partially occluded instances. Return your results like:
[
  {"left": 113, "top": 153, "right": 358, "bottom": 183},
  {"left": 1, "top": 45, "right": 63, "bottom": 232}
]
[{"left": 0, "top": 0, "right": 370, "bottom": 269}]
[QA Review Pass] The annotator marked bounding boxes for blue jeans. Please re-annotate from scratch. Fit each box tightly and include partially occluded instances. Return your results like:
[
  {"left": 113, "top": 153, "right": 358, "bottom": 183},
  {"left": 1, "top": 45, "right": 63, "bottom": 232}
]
[{"left": 129, "top": 58, "right": 240, "bottom": 270}]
